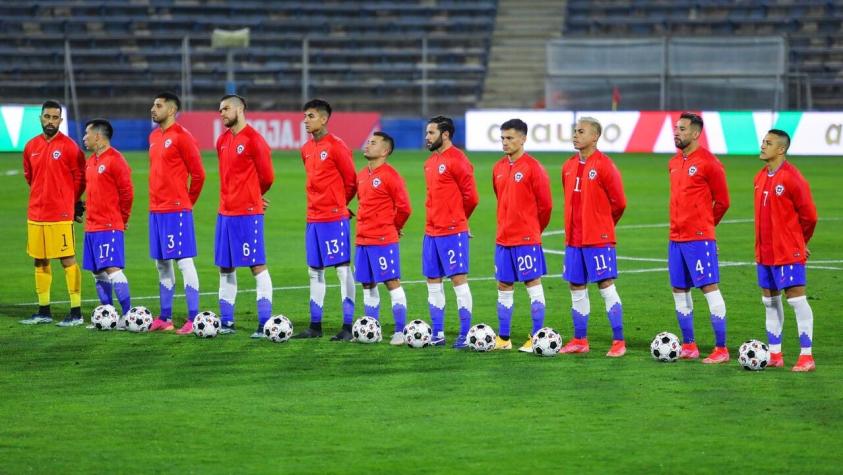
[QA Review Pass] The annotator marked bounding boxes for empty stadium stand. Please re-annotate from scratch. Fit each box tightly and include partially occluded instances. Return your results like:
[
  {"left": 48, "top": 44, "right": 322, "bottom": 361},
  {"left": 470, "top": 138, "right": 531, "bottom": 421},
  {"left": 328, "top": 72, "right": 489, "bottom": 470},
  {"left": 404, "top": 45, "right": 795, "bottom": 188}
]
[
  {"left": 563, "top": 0, "right": 843, "bottom": 110},
  {"left": 0, "top": 1, "right": 497, "bottom": 117}
]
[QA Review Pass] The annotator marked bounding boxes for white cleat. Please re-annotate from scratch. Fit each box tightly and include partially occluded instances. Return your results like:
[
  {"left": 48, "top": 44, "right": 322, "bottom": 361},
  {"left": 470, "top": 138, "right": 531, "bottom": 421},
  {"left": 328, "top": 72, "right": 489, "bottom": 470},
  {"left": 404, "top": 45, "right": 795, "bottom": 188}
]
[{"left": 389, "top": 332, "right": 405, "bottom": 346}]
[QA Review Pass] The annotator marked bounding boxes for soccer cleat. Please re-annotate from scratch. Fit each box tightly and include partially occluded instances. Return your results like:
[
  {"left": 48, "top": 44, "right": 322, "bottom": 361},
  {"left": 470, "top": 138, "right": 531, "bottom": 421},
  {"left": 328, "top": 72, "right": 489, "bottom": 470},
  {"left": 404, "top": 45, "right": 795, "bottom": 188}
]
[
  {"left": 452, "top": 334, "right": 468, "bottom": 350},
  {"left": 56, "top": 315, "right": 84, "bottom": 327},
  {"left": 767, "top": 352, "right": 784, "bottom": 368},
  {"left": 292, "top": 327, "right": 323, "bottom": 339},
  {"left": 330, "top": 328, "right": 354, "bottom": 341},
  {"left": 791, "top": 354, "right": 815, "bottom": 372},
  {"left": 606, "top": 340, "right": 627, "bottom": 357},
  {"left": 150, "top": 318, "right": 174, "bottom": 332},
  {"left": 679, "top": 342, "right": 700, "bottom": 359},
  {"left": 250, "top": 326, "right": 265, "bottom": 339},
  {"left": 701, "top": 346, "right": 730, "bottom": 364},
  {"left": 175, "top": 320, "right": 194, "bottom": 335},
  {"left": 20, "top": 314, "right": 53, "bottom": 325},
  {"left": 431, "top": 333, "right": 446, "bottom": 347},
  {"left": 218, "top": 322, "right": 236, "bottom": 335},
  {"left": 115, "top": 315, "right": 127, "bottom": 331},
  {"left": 559, "top": 338, "right": 590, "bottom": 354},
  {"left": 518, "top": 337, "right": 533, "bottom": 353},
  {"left": 389, "top": 332, "right": 405, "bottom": 346},
  {"left": 493, "top": 336, "right": 512, "bottom": 351}
]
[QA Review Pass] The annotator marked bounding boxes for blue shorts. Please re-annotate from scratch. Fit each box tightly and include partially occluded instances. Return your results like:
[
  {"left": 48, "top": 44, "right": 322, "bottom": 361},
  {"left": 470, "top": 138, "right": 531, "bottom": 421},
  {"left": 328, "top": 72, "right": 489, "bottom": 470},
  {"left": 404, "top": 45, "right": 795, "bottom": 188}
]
[
  {"left": 355, "top": 243, "right": 401, "bottom": 284},
  {"left": 422, "top": 232, "right": 470, "bottom": 278},
  {"left": 214, "top": 214, "right": 266, "bottom": 268},
  {"left": 668, "top": 240, "right": 720, "bottom": 289},
  {"left": 563, "top": 245, "right": 618, "bottom": 284},
  {"left": 495, "top": 244, "right": 546, "bottom": 283},
  {"left": 757, "top": 263, "right": 806, "bottom": 290},
  {"left": 149, "top": 211, "right": 197, "bottom": 260},
  {"left": 82, "top": 230, "right": 125, "bottom": 272},
  {"left": 305, "top": 217, "right": 351, "bottom": 268}
]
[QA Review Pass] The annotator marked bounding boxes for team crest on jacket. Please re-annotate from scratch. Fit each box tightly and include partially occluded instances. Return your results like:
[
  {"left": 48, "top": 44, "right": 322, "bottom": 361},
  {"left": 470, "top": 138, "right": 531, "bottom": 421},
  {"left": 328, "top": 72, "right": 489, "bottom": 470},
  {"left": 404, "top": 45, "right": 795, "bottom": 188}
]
[
  {"left": 588, "top": 169, "right": 597, "bottom": 180},
  {"left": 52, "top": 150, "right": 61, "bottom": 160},
  {"left": 372, "top": 177, "right": 382, "bottom": 188},
  {"left": 438, "top": 164, "right": 446, "bottom": 174},
  {"left": 97, "top": 164, "right": 106, "bottom": 174},
  {"left": 775, "top": 184, "right": 785, "bottom": 196},
  {"left": 236, "top": 144, "right": 245, "bottom": 155},
  {"left": 320, "top": 150, "right": 328, "bottom": 161},
  {"left": 164, "top": 138, "right": 173, "bottom": 148},
  {"left": 688, "top": 165, "right": 698, "bottom": 176},
  {"left": 514, "top": 172, "right": 524, "bottom": 182}
]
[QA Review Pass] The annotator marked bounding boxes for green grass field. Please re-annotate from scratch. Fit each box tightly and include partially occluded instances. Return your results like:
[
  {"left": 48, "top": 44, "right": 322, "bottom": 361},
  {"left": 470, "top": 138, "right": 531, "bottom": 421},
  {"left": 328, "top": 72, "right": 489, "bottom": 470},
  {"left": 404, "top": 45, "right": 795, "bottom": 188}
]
[{"left": 1, "top": 149, "right": 841, "bottom": 473}]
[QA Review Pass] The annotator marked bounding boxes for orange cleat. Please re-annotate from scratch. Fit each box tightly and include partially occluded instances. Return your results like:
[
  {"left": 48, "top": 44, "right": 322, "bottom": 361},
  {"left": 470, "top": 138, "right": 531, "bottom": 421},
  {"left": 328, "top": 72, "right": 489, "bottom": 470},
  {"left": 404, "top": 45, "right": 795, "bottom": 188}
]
[
  {"left": 792, "top": 354, "right": 815, "bottom": 372},
  {"left": 702, "top": 346, "right": 730, "bottom": 364},
  {"left": 606, "top": 340, "right": 626, "bottom": 357},
  {"left": 559, "top": 338, "right": 590, "bottom": 354},
  {"left": 767, "top": 352, "right": 784, "bottom": 368},
  {"left": 679, "top": 342, "right": 699, "bottom": 359}
]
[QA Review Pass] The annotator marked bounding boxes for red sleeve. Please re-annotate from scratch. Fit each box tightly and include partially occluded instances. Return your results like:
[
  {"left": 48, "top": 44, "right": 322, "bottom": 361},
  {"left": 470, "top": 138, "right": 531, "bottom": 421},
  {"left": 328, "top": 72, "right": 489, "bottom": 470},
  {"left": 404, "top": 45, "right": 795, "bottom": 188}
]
[
  {"left": 254, "top": 136, "right": 275, "bottom": 195},
  {"left": 602, "top": 159, "right": 626, "bottom": 224},
  {"left": 334, "top": 142, "right": 358, "bottom": 205},
  {"left": 454, "top": 157, "right": 479, "bottom": 220},
  {"left": 22, "top": 144, "right": 32, "bottom": 186},
  {"left": 790, "top": 172, "right": 818, "bottom": 244},
  {"left": 178, "top": 134, "right": 205, "bottom": 205},
  {"left": 708, "top": 159, "right": 730, "bottom": 225},
  {"left": 491, "top": 163, "right": 499, "bottom": 199},
  {"left": 115, "top": 157, "right": 134, "bottom": 227},
  {"left": 391, "top": 171, "right": 412, "bottom": 232},
  {"left": 532, "top": 161, "right": 553, "bottom": 232},
  {"left": 73, "top": 146, "right": 86, "bottom": 201}
]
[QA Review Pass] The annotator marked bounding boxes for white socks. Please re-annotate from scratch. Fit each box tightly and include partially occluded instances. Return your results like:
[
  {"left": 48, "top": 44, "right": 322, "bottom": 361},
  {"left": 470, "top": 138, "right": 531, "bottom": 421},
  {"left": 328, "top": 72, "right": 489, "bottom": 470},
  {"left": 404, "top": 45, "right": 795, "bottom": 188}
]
[
  {"left": 219, "top": 271, "right": 237, "bottom": 306},
  {"left": 454, "top": 283, "right": 472, "bottom": 314},
  {"left": 308, "top": 267, "right": 326, "bottom": 307},
  {"left": 763, "top": 295, "right": 784, "bottom": 353},
  {"left": 704, "top": 289, "right": 726, "bottom": 319},
  {"left": 427, "top": 282, "right": 445, "bottom": 310},
  {"left": 571, "top": 289, "right": 590, "bottom": 316},
  {"left": 336, "top": 265, "right": 355, "bottom": 304},
  {"left": 156, "top": 259, "right": 175, "bottom": 292},
  {"left": 788, "top": 296, "right": 814, "bottom": 355},
  {"left": 673, "top": 291, "right": 693, "bottom": 316}
]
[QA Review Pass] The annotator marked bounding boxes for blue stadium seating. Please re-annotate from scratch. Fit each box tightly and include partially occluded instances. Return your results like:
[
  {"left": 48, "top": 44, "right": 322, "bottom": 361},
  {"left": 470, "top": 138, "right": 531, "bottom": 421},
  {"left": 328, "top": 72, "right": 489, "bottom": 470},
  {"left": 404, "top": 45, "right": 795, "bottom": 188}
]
[
  {"left": 564, "top": 0, "right": 843, "bottom": 109},
  {"left": 0, "top": 1, "right": 497, "bottom": 116}
]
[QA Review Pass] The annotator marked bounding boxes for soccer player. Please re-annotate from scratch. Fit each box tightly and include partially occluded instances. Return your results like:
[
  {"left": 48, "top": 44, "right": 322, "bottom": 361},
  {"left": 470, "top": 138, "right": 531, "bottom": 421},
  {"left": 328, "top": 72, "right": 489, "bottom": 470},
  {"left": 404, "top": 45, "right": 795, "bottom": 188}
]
[
  {"left": 422, "top": 116, "right": 479, "bottom": 348},
  {"left": 295, "top": 99, "right": 357, "bottom": 341},
  {"left": 755, "top": 129, "right": 818, "bottom": 372},
  {"left": 668, "top": 112, "right": 731, "bottom": 363},
  {"left": 147, "top": 92, "right": 206, "bottom": 334},
  {"left": 80, "top": 119, "right": 134, "bottom": 321},
  {"left": 214, "top": 95, "right": 275, "bottom": 338},
  {"left": 558, "top": 117, "right": 628, "bottom": 357},
  {"left": 491, "top": 119, "right": 552, "bottom": 352},
  {"left": 21, "top": 101, "right": 86, "bottom": 326},
  {"left": 354, "top": 132, "right": 412, "bottom": 345}
]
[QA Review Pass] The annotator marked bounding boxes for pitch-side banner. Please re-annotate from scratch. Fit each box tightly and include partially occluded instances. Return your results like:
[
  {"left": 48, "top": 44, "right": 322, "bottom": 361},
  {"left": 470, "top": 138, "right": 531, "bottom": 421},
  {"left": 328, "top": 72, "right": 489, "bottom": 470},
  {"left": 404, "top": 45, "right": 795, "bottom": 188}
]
[
  {"left": 179, "top": 111, "right": 380, "bottom": 151},
  {"left": 465, "top": 110, "right": 843, "bottom": 156},
  {"left": 0, "top": 105, "right": 70, "bottom": 152}
]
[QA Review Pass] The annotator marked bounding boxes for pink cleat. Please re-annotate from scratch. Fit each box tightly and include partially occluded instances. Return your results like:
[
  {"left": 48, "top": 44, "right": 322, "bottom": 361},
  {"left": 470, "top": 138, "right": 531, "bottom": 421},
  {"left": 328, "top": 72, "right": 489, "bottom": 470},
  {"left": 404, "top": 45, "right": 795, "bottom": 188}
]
[
  {"left": 150, "top": 318, "right": 174, "bottom": 332},
  {"left": 559, "top": 338, "right": 590, "bottom": 354},
  {"left": 175, "top": 320, "right": 194, "bottom": 335},
  {"left": 702, "top": 346, "right": 730, "bottom": 364},
  {"left": 767, "top": 352, "right": 784, "bottom": 368},
  {"left": 679, "top": 342, "right": 700, "bottom": 360},
  {"left": 606, "top": 340, "right": 627, "bottom": 357},
  {"left": 792, "top": 354, "right": 815, "bottom": 372}
]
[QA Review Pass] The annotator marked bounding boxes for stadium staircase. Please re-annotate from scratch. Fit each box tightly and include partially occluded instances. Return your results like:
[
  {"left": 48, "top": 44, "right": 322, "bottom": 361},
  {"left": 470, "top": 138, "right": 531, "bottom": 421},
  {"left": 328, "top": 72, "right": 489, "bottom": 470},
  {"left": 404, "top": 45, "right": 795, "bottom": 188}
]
[{"left": 480, "top": 0, "right": 566, "bottom": 108}]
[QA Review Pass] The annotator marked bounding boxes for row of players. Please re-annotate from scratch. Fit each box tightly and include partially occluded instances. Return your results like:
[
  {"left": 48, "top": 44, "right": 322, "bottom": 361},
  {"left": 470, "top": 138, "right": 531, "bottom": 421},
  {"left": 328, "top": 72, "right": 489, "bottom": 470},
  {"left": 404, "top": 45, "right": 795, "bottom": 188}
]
[{"left": 21, "top": 94, "right": 818, "bottom": 371}]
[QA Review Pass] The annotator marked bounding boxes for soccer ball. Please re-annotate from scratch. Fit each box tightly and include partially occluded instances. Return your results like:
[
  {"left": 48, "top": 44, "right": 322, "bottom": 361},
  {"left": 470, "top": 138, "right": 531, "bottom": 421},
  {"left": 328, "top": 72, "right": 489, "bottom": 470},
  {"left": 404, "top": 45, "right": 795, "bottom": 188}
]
[
  {"left": 738, "top": 339, "right": 770, "bottom": 371},
  {"left": 91, "top": 304, "right": 118, "bottom": 331},
  {"left": 532, "top": 327, "right": 563, "bottom": 357},
  {"left": 263, "top": 315, "right": 294, "bottom": 343},
  {"left": 466, "top": 323, "right": 497, "bottom": 352},
  {"left": 193, "top": 311, "right": 220, "bottom": 338},
  {"left": 352, "top": 316, "right": 382, "bottom": 344},
  {"left": 125, "top": 306, "right": 153, "bottom": 333},
  {"left": 650, "top": 332, "right": 681, "bottom": 362},
  {"left": 403, "top": 319, "right": 432, "bottom": 348}
]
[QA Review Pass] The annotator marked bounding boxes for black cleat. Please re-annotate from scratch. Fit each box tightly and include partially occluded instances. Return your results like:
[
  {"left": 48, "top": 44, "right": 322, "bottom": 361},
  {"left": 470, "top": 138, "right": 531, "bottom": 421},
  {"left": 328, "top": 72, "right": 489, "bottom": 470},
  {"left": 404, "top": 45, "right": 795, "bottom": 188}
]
[
  {"left": 292, "top": 327, "right": 323, "bottom": 339},
  {"left": 330, "top": 328, "right": 354, "bottom": 341}
]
